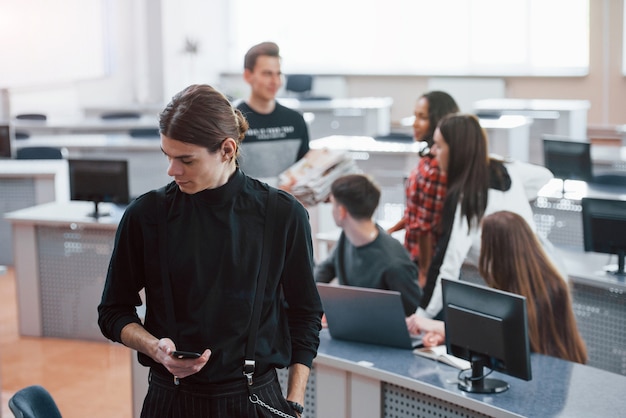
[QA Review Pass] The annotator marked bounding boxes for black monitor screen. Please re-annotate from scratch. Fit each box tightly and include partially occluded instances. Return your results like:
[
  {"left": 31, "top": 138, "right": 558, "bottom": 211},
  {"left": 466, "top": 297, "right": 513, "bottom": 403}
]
[
  {"left": 68, "top": 159, "right": 130, "bottom": 218},
  {"left": 582, "top": 197, "right": 626, "bottom": 276},
  {"left": 442, "top": 278, "right": 531, "bottom": 394},
  {"left": 0, "top": 124, "right": 12, "bottom": 158},
  {"left": 542, "top": 136, "right": 593, "bottom": 182}
]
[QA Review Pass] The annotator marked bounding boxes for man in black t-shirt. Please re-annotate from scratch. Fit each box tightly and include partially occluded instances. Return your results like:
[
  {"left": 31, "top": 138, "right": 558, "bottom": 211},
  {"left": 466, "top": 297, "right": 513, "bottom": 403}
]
[{"left": 236, "top": 42, "right": 309, "bottom": 180}]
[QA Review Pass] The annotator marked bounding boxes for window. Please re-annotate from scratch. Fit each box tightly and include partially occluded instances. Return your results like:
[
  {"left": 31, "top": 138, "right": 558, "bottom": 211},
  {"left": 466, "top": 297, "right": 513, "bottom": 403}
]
[
  {"left": 0, "top": 0, "right": 109, "bottom": 88},
  {"left": 227, "top": 0, "right": 589, "bottom": 76}
]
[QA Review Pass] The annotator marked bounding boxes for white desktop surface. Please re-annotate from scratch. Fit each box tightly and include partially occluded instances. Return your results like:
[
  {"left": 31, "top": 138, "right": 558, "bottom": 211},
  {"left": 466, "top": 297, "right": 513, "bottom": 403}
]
[
  {"left": 0, "top": 160, "right": 70, "bottom": 201},
  {"left": 310, "top": 135, "right": 421, "bottom": 154},
  {"left": 473, "top": 98, "right": 591, "bottom": 112},
  {"left": 14, "top": 133, "right": 160, "bottom": 150},
  {"left": 537, "top": 178, "right": 626, "bottom": 200},
  {"left": 278, "top": 96, "right": 393, "bottom": 110},
  {"left": 12, "top": 115, "right": 158, "bottom": 134},
  {"left": 4, "top": 200, "right": 125, "bottom": 228},
  {"left": 13, "top": 134, "right": 171, "bottom": 198}
]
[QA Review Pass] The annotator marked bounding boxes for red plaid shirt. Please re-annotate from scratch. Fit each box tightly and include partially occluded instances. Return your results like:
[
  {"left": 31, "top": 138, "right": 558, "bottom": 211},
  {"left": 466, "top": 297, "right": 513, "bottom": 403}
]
[{"left": 403, "top": 155, "right": 447, "bottom": 261}]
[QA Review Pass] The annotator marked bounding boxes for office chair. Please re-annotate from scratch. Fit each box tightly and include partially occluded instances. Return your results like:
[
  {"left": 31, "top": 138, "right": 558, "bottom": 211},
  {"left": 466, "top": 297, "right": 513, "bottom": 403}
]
[
  {"left": 8, "top": 385, "right": 63, "bottom": 418},
  {"left": 286, "top": 74, "right": 313, "bottom": 96},
  {"left": 15, "top": 113, "right": 47, "bottom": 121},
  {"left": 374, "top": 132, "right": 414, "bottom": 143},
  {"left": 16, "top": 147, "right": 64, "bottom": 160},
  {"left": 592, "top": 173, "right": 626, "bottom": 187},
  {"left": 284, "top": 74, "right": 331, "bottom": 100},
  {"left": 15, "top": 131, "right": 30, "bottom": 140},
  {"left": 129, "top": 127, "right": 160, "bottom": 138},
  {"left": 100, "top": 111, "right": 141, "bottom": 120}
]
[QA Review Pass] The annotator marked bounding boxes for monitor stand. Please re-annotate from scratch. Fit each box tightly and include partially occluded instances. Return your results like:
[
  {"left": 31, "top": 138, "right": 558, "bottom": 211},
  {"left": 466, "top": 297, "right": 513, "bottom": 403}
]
[
  {"left": 87, "top": 201, "right": 110, "bottom": 219},
  {"left": 457, "top": 356, "right": 509, "bottom": 394},
  {"left": 603, "top": 250, "right": 626, "bottom": 279}
]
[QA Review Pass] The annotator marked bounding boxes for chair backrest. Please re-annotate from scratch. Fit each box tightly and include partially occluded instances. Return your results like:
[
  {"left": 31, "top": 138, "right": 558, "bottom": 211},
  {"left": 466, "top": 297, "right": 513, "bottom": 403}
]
[
  {"left": 100, "top": 111, "right": 141, "bottom": 120},
  {"left": 15, "top": 113, "right": 47, "bottom": 121},
  {"left": 15, "top": 131, "right": 30, "bottom": 140},
  {"left": 285, "top": 74, "right": 313, "bottom": 95},
  {"left": 129, "top": 127, "right": 160, "bottom": 138},
  {"left": 8, "top": 385, "right": 62, "bottom": 418},
  {"left": 16, "top": 147, "right": 64, "bottom": 160}
]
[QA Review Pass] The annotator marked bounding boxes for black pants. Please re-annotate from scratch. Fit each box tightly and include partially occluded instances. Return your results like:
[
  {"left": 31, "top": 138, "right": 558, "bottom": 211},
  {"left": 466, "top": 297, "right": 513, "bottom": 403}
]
[{"left": 141, "top": 368, "right": 297, "bottom": 418}]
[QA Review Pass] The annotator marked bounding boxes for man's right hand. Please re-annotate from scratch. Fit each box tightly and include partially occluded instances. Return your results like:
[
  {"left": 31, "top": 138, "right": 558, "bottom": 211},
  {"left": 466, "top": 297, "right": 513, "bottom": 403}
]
[{"left": 157, "top": 338, "right": 211, "bottom": 379}]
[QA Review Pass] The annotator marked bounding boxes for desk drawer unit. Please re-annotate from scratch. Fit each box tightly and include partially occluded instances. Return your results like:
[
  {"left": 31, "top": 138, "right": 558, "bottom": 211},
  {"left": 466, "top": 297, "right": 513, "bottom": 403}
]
[
  {"left": 36, "top": 225, "right": 114, "bottom": 341},
  {"left": 571, "top": 281, "right": 626, "bottom": 376}
]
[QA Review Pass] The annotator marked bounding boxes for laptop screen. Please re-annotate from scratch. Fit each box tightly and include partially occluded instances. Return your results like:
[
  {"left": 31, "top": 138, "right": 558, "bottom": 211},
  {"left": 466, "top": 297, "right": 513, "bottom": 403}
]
[{"left": 317, "top": 283, "right": 422, "bottom": 349}]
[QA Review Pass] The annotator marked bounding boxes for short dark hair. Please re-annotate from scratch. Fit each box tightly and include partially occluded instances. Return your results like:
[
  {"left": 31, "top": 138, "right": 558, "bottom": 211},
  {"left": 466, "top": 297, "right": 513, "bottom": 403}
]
[
  {"left": 159, "top": 84, "right": 249, "bottom": 156},
  {"left": 420, "top": 90, "right": 459, "bottom": 147},
  {"left": 331, "top": 174, "right": 381, "bottom": 220},
  {"left": 244, "top": 42, "right": 280, "bottom": 71}
]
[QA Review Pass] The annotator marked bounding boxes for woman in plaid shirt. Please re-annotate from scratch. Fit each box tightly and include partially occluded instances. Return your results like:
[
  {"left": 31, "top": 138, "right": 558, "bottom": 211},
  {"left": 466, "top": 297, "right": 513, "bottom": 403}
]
[{"left": 388, "top": 91, "right": 459, "bottom": 288}]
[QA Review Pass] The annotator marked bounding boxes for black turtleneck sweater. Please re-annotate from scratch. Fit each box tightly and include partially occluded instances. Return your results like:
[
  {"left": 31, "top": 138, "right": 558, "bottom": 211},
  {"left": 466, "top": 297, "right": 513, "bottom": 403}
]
[{"left": 98, "top": 170, "right": 323, "bottom": 383}]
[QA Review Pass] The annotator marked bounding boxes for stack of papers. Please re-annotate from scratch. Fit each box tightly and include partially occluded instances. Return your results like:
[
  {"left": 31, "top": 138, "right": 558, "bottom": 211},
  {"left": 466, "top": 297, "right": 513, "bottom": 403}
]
[
  {"left": 413, "top": 345, "right": 472, "bottom": 370},
  {"left": 279, "top": 148, "right": 362, "bottom": 206}
]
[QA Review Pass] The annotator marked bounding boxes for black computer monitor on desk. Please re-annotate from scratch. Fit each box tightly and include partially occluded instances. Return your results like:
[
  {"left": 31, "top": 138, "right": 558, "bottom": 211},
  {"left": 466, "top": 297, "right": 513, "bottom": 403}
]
[
  {"left": 68, "top": 159, "right": 130, "bottom": 218},
  {"left": 442, "top": 279, "right": 532, "bottom": 394},
  {"left": 542, "top": 136, "right": 593, "bottom": 195},
  {"left": 543, "top": 135, "right": 626, "bottom": 195},
  {"left": 582, "top": 197, "right": 626, "bottom": 277}
]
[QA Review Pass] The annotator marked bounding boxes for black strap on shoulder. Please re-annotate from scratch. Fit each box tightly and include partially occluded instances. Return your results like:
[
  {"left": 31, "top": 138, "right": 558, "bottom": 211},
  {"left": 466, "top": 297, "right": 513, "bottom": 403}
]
[
  {"left": 157, "top": 186, "right": 178, "bottom": 343},
  {"left": 244, "top": 187, "right": 278, "bottom": 386}
]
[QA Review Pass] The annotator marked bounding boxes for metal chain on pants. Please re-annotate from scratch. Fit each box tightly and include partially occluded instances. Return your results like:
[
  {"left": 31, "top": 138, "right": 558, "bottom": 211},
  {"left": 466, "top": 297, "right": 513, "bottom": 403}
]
[{"left": 248, "top": 394, "right": 301, "bottom": 418}]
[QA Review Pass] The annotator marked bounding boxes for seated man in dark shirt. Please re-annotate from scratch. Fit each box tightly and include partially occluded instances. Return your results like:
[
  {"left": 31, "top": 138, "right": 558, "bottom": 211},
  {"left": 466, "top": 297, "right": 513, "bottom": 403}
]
[
  {"left": 315, "top": 174, "right": 422, "bottom": 316},
  {"left": 236, "top": 41, "right": 310, "bottom": 180}
]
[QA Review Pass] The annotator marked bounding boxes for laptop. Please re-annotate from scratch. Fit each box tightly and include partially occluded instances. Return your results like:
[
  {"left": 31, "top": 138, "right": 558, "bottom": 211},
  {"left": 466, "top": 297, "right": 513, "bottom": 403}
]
[{"left": 317, "top": 283, "right": 422, "bottom": 349}]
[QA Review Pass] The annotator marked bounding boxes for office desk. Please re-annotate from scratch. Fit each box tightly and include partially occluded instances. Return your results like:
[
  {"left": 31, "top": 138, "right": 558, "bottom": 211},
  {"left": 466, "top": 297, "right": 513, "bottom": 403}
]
[
  {"left": 591, "top": 142, "right": 626, "bottom": 173},
  {"left": 14, "top": 134, "right": 170, "bottom": 198},
  {"left": 473, "top": 98, "right": 591, "bottom": 165},
  {"left": 5, "top": 201, "right": 124, "bottom": 341},
  {"left": 127, "top": 329, "right": 626, "bottom": 418},
  {"left": 12, "top": 115, "right": 158, "bottom": 135},
  {"left": 0, "top": 160, "right": 69, "bottom": 265},
  {"left": 308, "top": 126, "right": 533, "bottom": 216},
  {"left": 480, "top": 115, "right": 532, "bottom": 162},
  {"left": 556, "top": 247, "right": 626, "bottom": 376},
  {"left": 82, "top": 103, "right": 164, "bottom": 118},
  {"left": 396, "top": 115, "right": 533, "bottom": 162},
  {"left": 277, "top": 97, "right": 393, "bottom": 139},
  {"left": 532, "top": 179, "right": 626, "bottom": 250},
  {"left": 531, "top": 181, "right": 626, "bottom": 376}
]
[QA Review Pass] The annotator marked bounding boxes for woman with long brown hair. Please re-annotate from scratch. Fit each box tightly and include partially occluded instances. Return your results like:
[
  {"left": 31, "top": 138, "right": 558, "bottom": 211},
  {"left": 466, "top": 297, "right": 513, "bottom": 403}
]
[
  {"left": 406, "top": 113, "right": 553, "bottom": 319},
  {"left": 479, "top": 211, "right": 587, "bottom": 363},
  {"left": 409, "top": 210, "right": 587, "bottom": 364}
]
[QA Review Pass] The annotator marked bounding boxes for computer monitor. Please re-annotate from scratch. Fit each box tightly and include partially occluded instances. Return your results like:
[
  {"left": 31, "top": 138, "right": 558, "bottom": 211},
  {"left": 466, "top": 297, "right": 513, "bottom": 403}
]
[
  {"left": 581, "top": 197, "right": 626, "bottom": 277},
  {"left": 442, "top": 278, "right": 532, "bottom": 394},
  {"left": 0, "top": 124, "right": 12, "bottom": 158},
  {"left": 542, "top": 136, "right": 593, "bottom": 194},
  {"left": 68, "top": 159, "right": 130, "bottom": 218}
]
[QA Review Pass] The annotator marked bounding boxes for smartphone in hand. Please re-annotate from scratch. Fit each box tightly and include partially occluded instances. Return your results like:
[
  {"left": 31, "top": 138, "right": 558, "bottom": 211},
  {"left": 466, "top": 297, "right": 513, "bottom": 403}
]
[{"left": 172, "top": 350, "right": 201, "bottom": 360}]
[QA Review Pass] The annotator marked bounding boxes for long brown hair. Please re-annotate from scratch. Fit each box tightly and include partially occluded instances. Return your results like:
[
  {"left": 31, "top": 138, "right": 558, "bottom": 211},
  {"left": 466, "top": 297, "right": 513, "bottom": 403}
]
[
  {"left": 479, "top": 211, "right": 588, "bottom": 364},
  {"left": 438, "top": 114, "right": 490, "bottom": 229}
]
